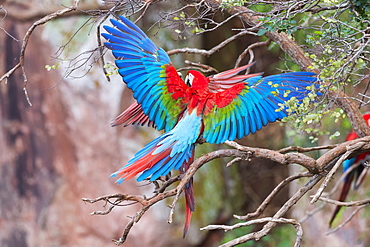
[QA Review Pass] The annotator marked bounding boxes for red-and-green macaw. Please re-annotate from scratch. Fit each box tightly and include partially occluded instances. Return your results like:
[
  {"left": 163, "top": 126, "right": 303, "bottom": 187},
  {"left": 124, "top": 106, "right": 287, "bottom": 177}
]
[
  {"left": 329, "top": 113, "right": 370, "bottom": 226},
  {"left": 102, "top": 16, "right": 319, "bottom": 236}
]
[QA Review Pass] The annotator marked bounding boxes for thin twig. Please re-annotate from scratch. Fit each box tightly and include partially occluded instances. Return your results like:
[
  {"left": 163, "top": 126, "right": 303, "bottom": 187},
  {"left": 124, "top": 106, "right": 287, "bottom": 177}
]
[
  {"left": 220, "top": 174, "right": 324, "bottom": 247},
  {"left": 235, "top": 172, "right": 312, "bottom": 221},
  {"left": 234, "top": 39, "right": 271, "bottom": 68},
  {"left": 327, "top": 162, "right": 364, "bottom": 196},
  {"left": 310, "top": 141, "right": 367, "bottom": 204},
  {"left": 326, "top": 205, "right": 367, "bottom": 235},
  {"left": 183, "top": 60, "right": 219, "bottom": 73},
  {"left": 315, "top": 197, "right": 370, "bottom": 207},
  {"left": 299, "top": 202, "right": 326, "bottom": 223},
  {"left": 167, "top": 29, "right": 257, "bottom": 56},
  {"left": 201, "top": 216, "right": 299, "bottom": 231},
  {"left": 204, "top": 217, "right": 303, "bottom": 247},
  {"left": 0, "top": 1, "right": 80, "bottom": 105}
]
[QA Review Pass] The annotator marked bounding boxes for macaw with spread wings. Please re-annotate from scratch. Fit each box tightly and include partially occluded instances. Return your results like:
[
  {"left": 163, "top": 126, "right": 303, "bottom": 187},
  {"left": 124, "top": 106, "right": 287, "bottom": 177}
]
[
  {"left": 329, "top": 113, "right": 370, "bottom": 226},
  {"left": 102, "top": 16, "right": 319, "bottom": 236}
]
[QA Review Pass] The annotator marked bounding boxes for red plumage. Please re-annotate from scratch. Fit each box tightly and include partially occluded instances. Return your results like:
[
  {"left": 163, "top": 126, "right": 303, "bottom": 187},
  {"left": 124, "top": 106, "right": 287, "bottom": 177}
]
[
  {"left": 115, "top": 148, "right": 172, "bottom": 181},
  {"left": 111, "top": 101, "right": 154, "bottom": 128}
]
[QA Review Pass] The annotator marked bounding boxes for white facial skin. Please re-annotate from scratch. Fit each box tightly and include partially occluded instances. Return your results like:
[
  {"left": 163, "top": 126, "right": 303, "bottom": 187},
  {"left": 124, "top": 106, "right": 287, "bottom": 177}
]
[{"left": 185, "top": 72, "right": 194, "bottom": 87}]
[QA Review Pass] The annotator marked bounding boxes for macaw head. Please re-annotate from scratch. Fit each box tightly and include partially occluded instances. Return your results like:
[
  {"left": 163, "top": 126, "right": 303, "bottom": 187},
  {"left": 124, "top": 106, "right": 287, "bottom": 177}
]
[
  {"left": 184, "top": 73, "right": 193, "bottom": 87},
  {"left": 186, "top": 70, "right": 209, "bottom": 90}
]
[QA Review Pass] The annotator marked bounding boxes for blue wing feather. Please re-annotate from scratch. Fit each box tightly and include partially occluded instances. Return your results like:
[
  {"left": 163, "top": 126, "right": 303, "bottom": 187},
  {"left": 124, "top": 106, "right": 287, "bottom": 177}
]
[
  {"left": 103, "top": 16, "right": 188, "bottom": 131},
  {"left": 203, "top": 72, "right": 320, "bottom": 144},
  {"left": 112, "top": 50, "right": 142, "bottom": 59}
]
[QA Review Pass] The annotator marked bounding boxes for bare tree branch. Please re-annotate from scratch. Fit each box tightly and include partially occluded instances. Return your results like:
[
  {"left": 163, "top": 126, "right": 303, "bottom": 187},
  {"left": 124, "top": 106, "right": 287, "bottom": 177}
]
[
  {"left": 203, "top": 217, "right": 303, "bottom": 247},
  {"left": 326, "top": 205, "right": 367, "bottom": 235},
  {"left": 310, "top": 140, "right": 368, "bottom": 204},
  {"left": 81, "top": 133, "right": 370, "bottom": 245},
  {"left": 167, "top": 29, "right": 257, "bottom": 56},
  {"left": 315, "top": 197, "right": 370, "bottom": 207},
  {"left": 235, "top": 172, "right": 313, "bottom": 221},
  {"left": 0, "top": 0, "right": 81, "bottom": 105},
  {"left": 278, "top": 144, "right": 337, "bottom": 154},
  {"left": 0, "top": 1, "right": 111, "bottom": 21},
  {"left": 225, "top": 141, "right": 318, "bottom": 173},
  {"left": 234, "top": 39, "right": 271, "bottom": 68},
  {"left": 219, "top": 174, "right": 324, "bottom": 247}
]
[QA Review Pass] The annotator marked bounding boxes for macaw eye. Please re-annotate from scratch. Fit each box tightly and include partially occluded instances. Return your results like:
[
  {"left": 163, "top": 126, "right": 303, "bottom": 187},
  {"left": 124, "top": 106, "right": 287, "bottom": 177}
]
[{"left": 185, "top": 73, "right": 194, "bottom": 87}]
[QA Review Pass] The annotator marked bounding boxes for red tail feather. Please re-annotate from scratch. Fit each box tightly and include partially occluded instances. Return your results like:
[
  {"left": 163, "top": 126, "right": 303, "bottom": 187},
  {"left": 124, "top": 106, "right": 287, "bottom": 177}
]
[
  {"left": 183, "top": 202, "right": 193, "bottom": 238},
  {"left": 116, "top": 148, "right": 172, "bottom": 180},
  {"left": 181, "top": 150, "right": 195, "bottom": 238},
  {"left": 329, "top": 172, "right": 355, "bottom": 227}
]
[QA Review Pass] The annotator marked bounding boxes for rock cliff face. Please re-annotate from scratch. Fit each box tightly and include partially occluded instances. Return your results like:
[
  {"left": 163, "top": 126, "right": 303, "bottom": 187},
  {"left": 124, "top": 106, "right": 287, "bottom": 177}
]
[{"left": 0, "top": 19, "right": 177, "bottom": 247}]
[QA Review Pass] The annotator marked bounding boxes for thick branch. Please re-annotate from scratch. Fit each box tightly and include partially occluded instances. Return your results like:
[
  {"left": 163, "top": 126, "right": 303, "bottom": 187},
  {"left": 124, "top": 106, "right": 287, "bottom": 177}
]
[
  {"left": 329, "top": 90, "right": 370, "bottom": 137},
  {"left": 316, "top": 136, "right": 370, "bottom": 169},
  {"left": 225, "top": 141, "right": 318, "bottom": 172}
]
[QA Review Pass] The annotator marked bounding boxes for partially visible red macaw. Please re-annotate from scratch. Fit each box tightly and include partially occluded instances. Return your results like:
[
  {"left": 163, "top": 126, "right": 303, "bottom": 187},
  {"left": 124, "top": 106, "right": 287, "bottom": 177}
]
[
  {"left": 102, "top": 15, "right": 320, "bottom": 236},
  {"left": 329, "top": 113, "right": 370, "bottom": 226}
]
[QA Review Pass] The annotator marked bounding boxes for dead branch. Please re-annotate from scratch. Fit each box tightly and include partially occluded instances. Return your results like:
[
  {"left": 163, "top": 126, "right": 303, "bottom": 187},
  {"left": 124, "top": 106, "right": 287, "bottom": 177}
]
[
  {"left": 234, "top": 39, "right": 271, "bottom": 69},
  {"left": 278, "top": 144, "right": 337, "bottom": 154},
  {"left": 0, "top": 1, "right": 110, "bottom": 22},
  {"left": 225, "top": 141, "right": 318, "bottom": 173},
  {"left": 316, "top": 136, "right": 370, "bottom": 170},
  {"left": 167, "top": 29, "right": 257, "bottom": 56},
  {"left": 315, "top": 197, "right": 370, "bottom": 207},
  {"left": 299, "top": 203, "right": 326, "bottom": 223},
  {"left": 326, "top": 205, "right": 367, "bottom": 235},
  {"left": 201, "top": 217, "right": 303, "bottom": 247},
  {"left": 81, "top": 134, "right": 370, "bottom": 245},
  {"left": 327, "top": 162, "right": 365, "bottom": 197},
  {"left": 235, "top": 172, "right": 313, "bottom": 221},
  {"left": 218, "top": 174, "right": 324, "bottom": 247},
  {"left": 182, "top": 60, "right": 219, "bottom": 73},
  {"left": 310, "top": 140, "right": 368, "bottom": 204}
]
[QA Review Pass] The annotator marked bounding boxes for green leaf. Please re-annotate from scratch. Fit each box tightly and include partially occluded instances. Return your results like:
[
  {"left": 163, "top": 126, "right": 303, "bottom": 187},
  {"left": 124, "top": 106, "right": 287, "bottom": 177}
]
[{"left": 257, "top": 28, "right": 268, "bottom": 36}]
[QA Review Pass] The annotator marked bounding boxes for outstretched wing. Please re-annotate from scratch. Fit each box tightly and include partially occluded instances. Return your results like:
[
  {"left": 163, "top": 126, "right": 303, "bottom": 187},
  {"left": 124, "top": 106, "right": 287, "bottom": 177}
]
[
  {"left": 203, "top": 72, "right": 319, "bottom": 144},
  {"left": 103, "top": 16, "right": 190, "bottom": 131}
]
